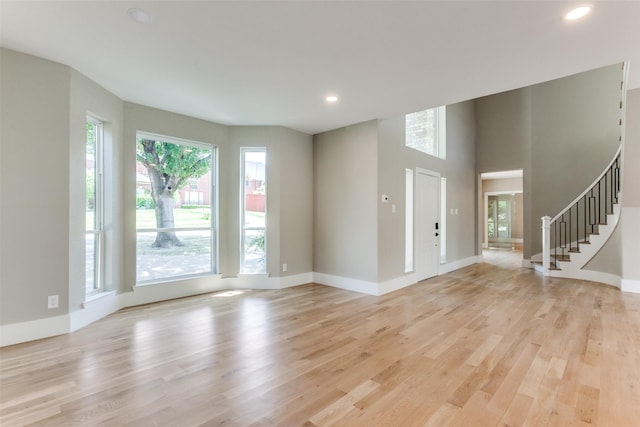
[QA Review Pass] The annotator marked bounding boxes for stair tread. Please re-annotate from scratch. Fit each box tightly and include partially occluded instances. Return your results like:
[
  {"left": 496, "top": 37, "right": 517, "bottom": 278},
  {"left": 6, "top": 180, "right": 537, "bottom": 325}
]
[{"left": 531, "top": 261, "right": 561, "bottom": 271}]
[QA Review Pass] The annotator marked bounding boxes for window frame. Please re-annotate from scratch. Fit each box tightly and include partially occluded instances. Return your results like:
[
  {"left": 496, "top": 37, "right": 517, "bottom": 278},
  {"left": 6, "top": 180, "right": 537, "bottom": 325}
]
[
  {"left": 405, "top": 105, "right": 446, "bottom": 159},
  {"left": 86, "top": 117, "right": 104, "bottom": 296},
  {"left": 135, "top": 131, "right": 218, "bottom": 284},
  {"left": 240, "top": 147, "right": 267, "bottom": 274}
]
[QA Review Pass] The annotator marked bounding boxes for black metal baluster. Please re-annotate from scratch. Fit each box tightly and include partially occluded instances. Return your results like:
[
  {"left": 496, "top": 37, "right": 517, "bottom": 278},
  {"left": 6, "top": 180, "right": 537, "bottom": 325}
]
[
  {"left": 569, "top": 206, "right": 572, "bottom": 252},
  {"left": 605, "top": 168, "right": 609, "bottom": 216},
  {"left": 575, "top": 202, "right": 579, "bottom": 252},
  {"left": 598, "top": 181, "right": 601, "bottom": 226},
  {"left": 589, "top": 190, "right": 596, "bottom": 235},
  {"left": 554, "top": 221, "right": 558, "bottom": 264},
  {"left": 583, "top": 195, "right": 587, "bottom": 243}
]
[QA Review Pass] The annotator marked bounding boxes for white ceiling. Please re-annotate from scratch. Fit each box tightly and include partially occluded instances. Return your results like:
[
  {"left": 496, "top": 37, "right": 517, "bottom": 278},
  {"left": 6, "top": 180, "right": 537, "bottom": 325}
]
[{"left": 1, "top": 1, "right": 638, "bottom": 135}]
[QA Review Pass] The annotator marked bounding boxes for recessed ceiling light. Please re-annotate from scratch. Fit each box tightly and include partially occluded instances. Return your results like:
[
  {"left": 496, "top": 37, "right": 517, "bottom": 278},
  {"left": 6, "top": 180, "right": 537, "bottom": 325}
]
[
  {"left": 325, "top": 95, "right": 338, "bottom": 103},
  {"left": 564, "top": 5, "right": 592, "bottom": 21},
  {"left": 127, "top": 8, "right": 152, "bottom": 24}
]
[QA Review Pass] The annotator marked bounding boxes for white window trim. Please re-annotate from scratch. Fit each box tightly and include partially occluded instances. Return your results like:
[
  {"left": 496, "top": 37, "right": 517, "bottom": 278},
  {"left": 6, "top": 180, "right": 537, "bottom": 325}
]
[
  {"left": 240, "top": 147, "right": 267, "bottom": 274},
  {"left": 86, "top": 117, "right": 104, "bottom": 297},
  {"left": 135, "top": 132, "right": 218, "bottom": 285}
]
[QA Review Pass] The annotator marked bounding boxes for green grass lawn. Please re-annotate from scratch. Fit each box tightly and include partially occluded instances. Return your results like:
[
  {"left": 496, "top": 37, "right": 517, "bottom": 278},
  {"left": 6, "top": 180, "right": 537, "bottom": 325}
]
[
  {"left": 135, "top": 208, "right": 211, "bottom": 229},
  {"left": 88, "top": 208, "right": 264, "bottom": 231},
  {"left": 86, "top": 207, "right": 212, "bottom": 230}
]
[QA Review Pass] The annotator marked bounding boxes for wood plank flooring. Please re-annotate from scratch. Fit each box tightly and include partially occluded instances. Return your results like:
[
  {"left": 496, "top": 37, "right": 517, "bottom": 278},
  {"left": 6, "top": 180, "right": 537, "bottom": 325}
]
[{"left": 2, "top": 250, "right": 640, "bottom": 426}]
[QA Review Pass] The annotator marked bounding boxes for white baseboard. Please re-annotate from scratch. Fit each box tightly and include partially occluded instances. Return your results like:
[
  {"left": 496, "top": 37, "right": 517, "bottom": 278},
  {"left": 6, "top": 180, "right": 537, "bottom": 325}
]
[
  {"left": 2, "top": 272, "right": 316, "bottom": 347},
  {"left": 71, "top": 291, "right": 121, "bottom": 332},
  {"left": 622, "top": 279, "right": 640, "bottom": 293},
  {"left": 440, "top": 256, "right": 481, "bottom": 274},
  {"left": 549, "top": 269, "right": 622, "bottom": 289},
  {"left": 0, "top": 258, "right": 499, "bottom": 347},
  {"left": 0, "top": 314, "right": 70, "bottom": 347},
  {"left": 277, "top": 272, "right": 314, "bottom": 289},
  {"left": 313, "top": 272, "right": 379, "bottom": 296},
  {"left": 378, "top": 273, "right": 418, "bottom": 295}
]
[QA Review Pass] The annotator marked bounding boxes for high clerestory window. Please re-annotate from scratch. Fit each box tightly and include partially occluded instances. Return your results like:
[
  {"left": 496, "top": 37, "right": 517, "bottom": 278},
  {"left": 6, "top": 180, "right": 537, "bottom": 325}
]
[{"left": 405, "top": 106, "right": 446, "bottom": 159}]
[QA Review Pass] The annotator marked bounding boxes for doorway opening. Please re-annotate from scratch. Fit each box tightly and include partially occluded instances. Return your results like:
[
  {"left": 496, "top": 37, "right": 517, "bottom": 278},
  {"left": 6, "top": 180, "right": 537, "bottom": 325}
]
[{"left": 480, "top": 170, "right": 523, "bottom": 254}]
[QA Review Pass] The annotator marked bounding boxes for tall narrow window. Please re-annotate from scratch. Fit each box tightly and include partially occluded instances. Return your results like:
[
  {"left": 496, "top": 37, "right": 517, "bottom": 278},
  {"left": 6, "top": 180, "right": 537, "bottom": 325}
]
[
  {"left": 135, "top": 133, "right": 217, "bottom": 283},
  {"left": 405, "top": 106, "right": 446, "bottom": 159},
  {"left": 405, "top": 168, "right": 414, "bottom": 272},
  {"left": 440, "top": 177, "right": 447, "bottom": 262},
  {"left": 86, "top": 118, "right": 103, "bottom": 294},
  {"left": 241, "top": 148, "right": 266, "bottom": 273}
]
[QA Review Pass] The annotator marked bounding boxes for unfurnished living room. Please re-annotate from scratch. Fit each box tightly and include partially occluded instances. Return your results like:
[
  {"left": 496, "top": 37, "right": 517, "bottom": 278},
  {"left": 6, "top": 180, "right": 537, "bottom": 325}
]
[{"left": 1, "top": 1, "right": 640, "bottom": 426}]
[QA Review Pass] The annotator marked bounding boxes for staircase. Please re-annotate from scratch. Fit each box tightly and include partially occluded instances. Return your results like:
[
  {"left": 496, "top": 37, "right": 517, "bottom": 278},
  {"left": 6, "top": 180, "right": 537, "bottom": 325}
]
[{"left": 533, "top": 149, "right": 622, "bottom": 285}]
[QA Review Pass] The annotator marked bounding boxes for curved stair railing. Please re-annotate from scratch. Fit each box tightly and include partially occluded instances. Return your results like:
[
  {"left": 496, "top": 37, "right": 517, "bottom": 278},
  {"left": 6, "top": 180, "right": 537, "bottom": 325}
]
[{"left": 541, "top": 147, "right": 622, "bottom": 275}]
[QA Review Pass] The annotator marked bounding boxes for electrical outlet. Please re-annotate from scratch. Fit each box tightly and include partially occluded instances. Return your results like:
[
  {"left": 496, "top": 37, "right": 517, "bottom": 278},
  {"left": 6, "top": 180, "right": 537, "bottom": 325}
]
[
  {"left": 47, "top": 295, "right": 59, "bottom": 309},
  {"left": 282, "top": 263, "right": 288, "bottom": 272}
]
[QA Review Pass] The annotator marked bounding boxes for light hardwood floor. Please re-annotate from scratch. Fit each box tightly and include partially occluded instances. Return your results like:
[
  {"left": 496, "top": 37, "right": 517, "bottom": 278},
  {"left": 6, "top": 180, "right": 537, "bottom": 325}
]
[{"left": 2, "top": 250, "right": 640, "bottom": 426}]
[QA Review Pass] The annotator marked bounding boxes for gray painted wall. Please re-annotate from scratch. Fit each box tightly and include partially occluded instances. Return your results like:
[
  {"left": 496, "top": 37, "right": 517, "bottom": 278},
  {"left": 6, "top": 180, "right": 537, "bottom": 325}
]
[
  {"left": 529, "top": 64, "right": 623, "bottom": 259},
  {"left": 313, "top": 121, "right": 379, "bottom": 283},
  {"left": 622, "top": 89, "right": 640, "bottom": 209},
  {"left": 69, "top": 69, "right": 124, "bottom": 311},
  {"left": 622, "top": 89, "right": 640, "bottom": 282},
  {"left": 475, "top": 64, "right": 623, "bottom": 260},
  {"left": 1, "top": 48, "right": 313, "bottom": 331},
  {"left": 377, "top": 101, "right": 477, "bottom": 282},
  {"left": 1, "top": 49, "right": 71, "bottom": 324},
  {"left": 475, "top": 87, "right": 532, "bottom": 257},
  {"left": 278, "top": 127, "right": 314, "bottom": 276}
]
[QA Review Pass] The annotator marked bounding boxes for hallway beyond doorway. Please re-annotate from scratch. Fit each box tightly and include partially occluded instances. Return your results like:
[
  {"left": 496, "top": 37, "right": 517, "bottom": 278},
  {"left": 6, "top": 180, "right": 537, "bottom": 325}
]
[{"left": 482, "top": 247, "right": 523, "bottom": 270}]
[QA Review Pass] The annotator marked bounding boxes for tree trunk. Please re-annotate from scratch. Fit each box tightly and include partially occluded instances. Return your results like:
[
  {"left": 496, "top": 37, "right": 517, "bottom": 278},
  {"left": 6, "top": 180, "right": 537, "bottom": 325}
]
[{"left": 152, "top": 194, "right": 183, "bottom": 248}]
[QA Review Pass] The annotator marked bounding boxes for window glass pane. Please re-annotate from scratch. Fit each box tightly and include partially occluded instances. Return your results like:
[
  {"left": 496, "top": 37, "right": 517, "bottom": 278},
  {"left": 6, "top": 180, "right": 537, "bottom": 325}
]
[
  {"left": 241, "top": 149, "right": 266, "bottom": 273},
  {"left": 86, "top": 120, "right": 101, "bottom": 294},
  {"left": 136, "top": 135, "right": 216, "bottom": 283},
  {"left": 406, "top": 109, "right": 436, "bottom": 155},
  {"left": 85, "top": 233, "right": 96, "bottom": 293},
  {"left": 242, "top": 229, "right": 265, "bottom": 274},
  {"left": 136, "top": 230, "right": 212, "bottom": 282},
  {"left": 405, "top": 106, "right": 446, "bottom": 159}
]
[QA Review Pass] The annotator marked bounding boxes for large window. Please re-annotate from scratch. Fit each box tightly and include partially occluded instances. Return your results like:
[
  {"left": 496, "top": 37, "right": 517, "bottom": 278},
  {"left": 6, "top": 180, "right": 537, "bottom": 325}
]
[
  {"left": 86, "top": 118, "right": 103, "bottom": 294},
  {"left": 241, "top": 148, "right": 266, "bottom": 274},
  {"left": 405, "top": 106, "right": 446, "bottom": 158},
  {"left": 135, "top": 133, "right": 217, "bottom": 283}
]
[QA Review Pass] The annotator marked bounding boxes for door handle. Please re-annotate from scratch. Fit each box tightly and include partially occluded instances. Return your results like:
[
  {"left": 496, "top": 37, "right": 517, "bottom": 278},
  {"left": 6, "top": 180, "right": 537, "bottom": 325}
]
[{"left": 435, "top": 232, "right": 439, "bottom": 237}]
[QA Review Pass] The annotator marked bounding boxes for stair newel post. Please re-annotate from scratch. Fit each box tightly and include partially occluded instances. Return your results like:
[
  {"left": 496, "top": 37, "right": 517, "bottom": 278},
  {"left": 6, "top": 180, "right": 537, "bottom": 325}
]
[{"left": 542, "top": 216, "right": 552, "bottom": 276}]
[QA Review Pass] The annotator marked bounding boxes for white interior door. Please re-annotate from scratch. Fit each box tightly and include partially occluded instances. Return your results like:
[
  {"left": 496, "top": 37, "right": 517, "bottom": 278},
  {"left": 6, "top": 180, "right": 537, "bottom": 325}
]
[{"left": 415, "top": 169, "right": 440, "bottom": 281}]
